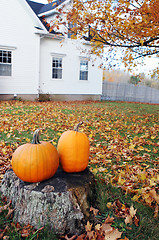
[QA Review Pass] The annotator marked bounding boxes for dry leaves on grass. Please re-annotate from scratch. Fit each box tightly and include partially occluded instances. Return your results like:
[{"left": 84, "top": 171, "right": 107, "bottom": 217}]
[
  {"left": 64, "top": 203, "right": 139, "bottom": 240},
  {"left": 0, "top": 101, "right": 158, "bottom": 215},
  {"left": 64, "top": 218, "right": 122, "bottom": 240}
]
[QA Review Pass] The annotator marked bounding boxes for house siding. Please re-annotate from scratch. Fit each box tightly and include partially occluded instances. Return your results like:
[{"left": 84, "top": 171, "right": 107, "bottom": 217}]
[
  {"left": 0, "top": 0, "right": 41, "bottom": 96},
  {"left": 0, "top": 0, "right": 103, "bottom": 101},
  {"left": 40, "top": 37, "right": 102, "bottom": 95}
]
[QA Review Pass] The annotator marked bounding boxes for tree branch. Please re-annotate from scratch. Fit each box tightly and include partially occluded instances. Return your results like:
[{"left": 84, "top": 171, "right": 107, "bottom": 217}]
[{"left": 133, "top": 50, "right": 159, "bottom": 59}]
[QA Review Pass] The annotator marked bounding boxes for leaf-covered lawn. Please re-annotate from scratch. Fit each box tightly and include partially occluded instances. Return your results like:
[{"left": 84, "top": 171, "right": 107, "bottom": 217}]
[{"left": 0, "top": 100, "right": 159, "bottom": 239}]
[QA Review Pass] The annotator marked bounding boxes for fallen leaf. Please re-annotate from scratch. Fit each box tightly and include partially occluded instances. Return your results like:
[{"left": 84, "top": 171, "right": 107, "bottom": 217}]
[
  {"left": 104, "top": 215, "right": 115, "bottom": 224},
  {"left": 87, "top": 230, "right": 97, "bottom": 240},
  {"left": 90, "top": 206, "right": 99, "bottom": 216},
  {"left": 95, "top": 224, "right": 101, "bottom": 231},
  {"left": 64, "top": 234, "right": 77, "bottom": 240},
  {"left": 85, "top": 221, "right": 93, "bottom": 232},
  {"left": 6, "top": 208, "right": 14, "bottom": 218},
  {"left": 129, "top": 205, "right": 137, "bottom": 218},
  {"left": 21, "top": 229, "right": 30, "bottom": 238},
  {"left": 107, "top": 202, "right": 112, "bottom": 209},
  {"left": 150, "top": 189, "right": 159, "bottom": 204},
  {"left": 134, "top": 215, "right": 139, "bottom": 226},
  {"left": 125, "top": 215, "right": 132, "bottom": 225},
  {"left": 104, "top": 228, "right": 122, "bottom": 240},
  {"left": 101, "top": 223, "right": 113, "bottom": 234}
]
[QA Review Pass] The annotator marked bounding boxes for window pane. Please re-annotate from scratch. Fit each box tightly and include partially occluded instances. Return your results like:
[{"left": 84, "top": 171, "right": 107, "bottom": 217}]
[
  {"left": 83, "top": 72, "right": 86, "bottom": 80},
  {"left": 3, "top": 51, "right": 7, "bottom": 57},
  {"left": 80, "top": 71, "right": 87, "bottom": 80},
  {"left": 3, "top": 56, "right": 7, "bottom": 63},
  {"left": 0, "top": 64, "right": 11, "bottom": 76},
  {"left": 85, "top": 72, "right": 88, "bottom": 80},
  {"left": 80, "top": 71, "right": 82, "bottom": 80},
  {"left": 55, "top": 60, "right": 58, "bottom": 68},
  {"left": 8, "top": 57, "right": 11, "bottom": 63},
  {"left": 58, "top": 69, "right": 62, "bottom": 79},
  {"left": 59, "top": 59, "right": 62, "bottom": 68},
  {"left": 53, "top": 69, "right": 57, "bottom": 78},
  {"left": 8, "top": 52, "right": 11, "bottom": 58}
]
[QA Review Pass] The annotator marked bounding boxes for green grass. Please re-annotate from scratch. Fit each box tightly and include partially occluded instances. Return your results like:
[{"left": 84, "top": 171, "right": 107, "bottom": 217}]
[
  {"left": 0, "top": 100, "right": 159, "bottom": 239},
  {"left": 94, "top": 179, "right": 159, "bottom": 240}
]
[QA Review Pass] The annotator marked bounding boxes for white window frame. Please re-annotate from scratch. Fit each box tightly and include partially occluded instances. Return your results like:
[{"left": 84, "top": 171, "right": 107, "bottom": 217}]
[
  {"left": 0, "top": 46, "right": 16, "bottom": 77},
  {"left": 79, "top": 58, "right": 89, "bottom": 81},
  {"left": 0, "top": 50, "right": 12, "bottom": 76},
  {"left": 52, "top": 57, "right": 62, "bottom": 79},
  {"left": 51, "top": 53, "right": 66, "bottom": 80}
]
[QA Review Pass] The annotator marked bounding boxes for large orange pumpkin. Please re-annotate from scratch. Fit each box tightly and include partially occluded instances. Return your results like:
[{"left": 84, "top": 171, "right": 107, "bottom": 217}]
[
  {"left": 11, "top": 129, "right": 59, "bottom": 183},
  {"left": 57, "top": 122, "right": 90, "bottom": 172}
]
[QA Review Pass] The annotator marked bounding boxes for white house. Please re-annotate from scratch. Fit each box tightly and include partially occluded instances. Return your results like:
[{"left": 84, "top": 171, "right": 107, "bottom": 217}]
[{"left": 0, "top": 0, "right": 103, "bottom": 101}]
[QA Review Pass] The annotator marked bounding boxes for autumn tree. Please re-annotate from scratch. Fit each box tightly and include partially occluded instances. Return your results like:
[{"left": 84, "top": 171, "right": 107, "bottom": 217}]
[
  {"left": 128, "top": 75, "right": 141, "bottom": 85},
  {"left": 48, "top": 0, "right": 159, "bottom": 73}
]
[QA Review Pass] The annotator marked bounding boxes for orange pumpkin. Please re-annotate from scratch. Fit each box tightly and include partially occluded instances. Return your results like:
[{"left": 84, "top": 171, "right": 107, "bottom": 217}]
[
  {"left": 57, "top": 122, "right": 89, "bottom": 172},
  {"left": 11, "top": 129, "right": 59, "bottom": 183}
]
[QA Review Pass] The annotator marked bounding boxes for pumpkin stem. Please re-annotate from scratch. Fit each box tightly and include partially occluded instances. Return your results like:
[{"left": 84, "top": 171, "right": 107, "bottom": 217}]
[
  {"left": 32, "top": 129, "right": 41, "bottom": 144},
  {"left": 74, "top": 121, "right": 84, "bottom": 132}
]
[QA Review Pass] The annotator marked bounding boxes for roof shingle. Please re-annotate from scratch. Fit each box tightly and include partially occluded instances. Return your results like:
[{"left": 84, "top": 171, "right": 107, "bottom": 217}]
[{"left": 26, "top": 0, "right": 66, "bottom": 15}]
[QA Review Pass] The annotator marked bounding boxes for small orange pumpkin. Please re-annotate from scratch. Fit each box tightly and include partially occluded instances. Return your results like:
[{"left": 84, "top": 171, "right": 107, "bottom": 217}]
[
  {"left": 11, "top": 129, "right": 59, "bottom": 183},
  {"left": 57, "top": 122, "right": 89, "bottom": 173}
]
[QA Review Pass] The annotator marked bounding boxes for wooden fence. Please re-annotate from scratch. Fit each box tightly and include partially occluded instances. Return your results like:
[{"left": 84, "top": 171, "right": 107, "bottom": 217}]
[{"left": 102, "top": 82, "right": 159, "bottom": 104}]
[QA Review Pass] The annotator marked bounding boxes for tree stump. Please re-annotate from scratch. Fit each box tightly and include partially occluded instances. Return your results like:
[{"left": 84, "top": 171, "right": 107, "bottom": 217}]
[{"left": 0, "top": 168, "right": 95, "bottom": 235}]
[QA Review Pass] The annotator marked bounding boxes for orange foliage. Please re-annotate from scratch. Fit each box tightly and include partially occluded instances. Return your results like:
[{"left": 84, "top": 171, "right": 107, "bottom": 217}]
[{"left": 53, "top": 0, "right": 159, "bottom": 73}]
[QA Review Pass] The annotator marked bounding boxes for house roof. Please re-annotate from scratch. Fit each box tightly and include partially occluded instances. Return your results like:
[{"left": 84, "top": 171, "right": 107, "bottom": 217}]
[
  {"left": 39, "top": 0, "right": 66, "bottom": 14},
  {"left": 25, "top": 0, "right": 89, "bottom": 41},
  {"left": 26, "top": 1, "right": 44, "bottom": 15},
  {"left": 26, "top": 0, "right": 66, "bottom": 15},
  {"left": 26, "top": 0, "right": 66, "bottom": 34}
]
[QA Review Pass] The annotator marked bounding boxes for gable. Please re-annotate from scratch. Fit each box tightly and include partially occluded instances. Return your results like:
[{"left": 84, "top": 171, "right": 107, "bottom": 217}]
[
  {"left": 0, "top": 0, "right": 46, "bottom": 38},
  {"left": 26, "top": 0, "right": 66, "bottom": 15},
  {"left": 26, "top": 0, "right": 68, "bottom": 34},
  {"left": 18, "top": 0, "right": 47, "bottom": 32}
]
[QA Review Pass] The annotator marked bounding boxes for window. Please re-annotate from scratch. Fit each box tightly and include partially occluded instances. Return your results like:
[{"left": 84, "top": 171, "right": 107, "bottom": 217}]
[
  {"left": 0, "top": 50, "right": 12, "bottom": 76},
  {"left": 52, "top": 57, "right": 62, "bottom": 79},
  {"left": 79, "top": 60, "right": 88, "bottom": 80}
]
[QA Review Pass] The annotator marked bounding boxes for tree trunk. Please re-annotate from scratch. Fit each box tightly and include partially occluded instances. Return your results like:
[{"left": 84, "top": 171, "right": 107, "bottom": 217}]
[{"left": 0, "top": 168, "right": 95, "bottom": 235}]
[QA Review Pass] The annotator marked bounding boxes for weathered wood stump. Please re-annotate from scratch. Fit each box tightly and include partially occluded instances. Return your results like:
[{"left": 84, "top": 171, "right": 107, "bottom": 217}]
[{"left": 0, "top": 168, "right": 95, "bottom": 235}]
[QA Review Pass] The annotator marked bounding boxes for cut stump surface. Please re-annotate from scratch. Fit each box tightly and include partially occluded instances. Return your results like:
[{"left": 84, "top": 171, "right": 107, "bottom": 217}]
[{"left": 0, "top": 168, "right": 94, "bottom": 235}]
